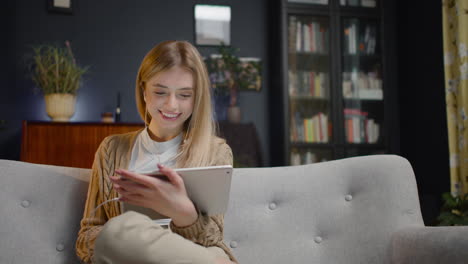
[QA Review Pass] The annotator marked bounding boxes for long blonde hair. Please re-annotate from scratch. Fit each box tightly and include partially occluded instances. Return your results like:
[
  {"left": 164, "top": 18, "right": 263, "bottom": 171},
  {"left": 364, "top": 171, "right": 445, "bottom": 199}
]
[{"left": 135, "top": 40, "right": 219, "bottom": 167}]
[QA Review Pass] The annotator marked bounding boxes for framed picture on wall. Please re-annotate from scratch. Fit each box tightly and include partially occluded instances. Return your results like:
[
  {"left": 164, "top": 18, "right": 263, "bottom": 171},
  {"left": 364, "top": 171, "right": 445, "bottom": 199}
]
[
  {"left": 47, "top": 0, "right": 73, "bottom": 14},
  {"left": 194, "top": 5, "right": 231, "bottom": 46}
]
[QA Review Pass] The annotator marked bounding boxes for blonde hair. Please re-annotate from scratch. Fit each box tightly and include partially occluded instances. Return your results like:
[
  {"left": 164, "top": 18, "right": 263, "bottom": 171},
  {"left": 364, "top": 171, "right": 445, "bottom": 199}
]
[{"left": 135, "top": 40, "right": 219, "bottom": 167}]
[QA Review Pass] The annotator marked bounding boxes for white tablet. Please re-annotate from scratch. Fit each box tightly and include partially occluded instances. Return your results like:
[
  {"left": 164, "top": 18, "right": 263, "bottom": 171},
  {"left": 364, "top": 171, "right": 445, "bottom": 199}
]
[{"left": 122, "top": 165, "right": 233, "bottom": 223}]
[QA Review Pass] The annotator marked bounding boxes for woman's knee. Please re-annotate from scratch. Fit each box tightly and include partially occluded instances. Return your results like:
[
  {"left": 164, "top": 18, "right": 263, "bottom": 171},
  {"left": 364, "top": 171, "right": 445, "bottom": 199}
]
[{"left": 94, "top": 211, "right": 159, "bottom": 262}]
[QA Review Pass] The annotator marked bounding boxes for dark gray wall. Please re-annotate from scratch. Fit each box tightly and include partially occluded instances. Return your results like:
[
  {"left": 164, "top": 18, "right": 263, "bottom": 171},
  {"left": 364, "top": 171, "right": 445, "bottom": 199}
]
[
  {"left": 1, "top": 0, "right": 270, "bottom": 165},
  {"left": 396, "top": 0, "right": 449, "bottom": 225}
]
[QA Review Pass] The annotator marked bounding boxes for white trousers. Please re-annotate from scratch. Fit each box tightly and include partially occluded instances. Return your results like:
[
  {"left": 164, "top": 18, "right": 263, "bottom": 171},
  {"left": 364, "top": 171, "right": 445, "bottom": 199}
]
[{"left": 94, "top": 211, "right": 230, "bottom": 264}]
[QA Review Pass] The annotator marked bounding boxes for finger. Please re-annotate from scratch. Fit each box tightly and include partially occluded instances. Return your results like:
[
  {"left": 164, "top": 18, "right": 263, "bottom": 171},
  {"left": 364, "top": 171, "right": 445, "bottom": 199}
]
[
  {"left": 118, "top": 190, "right": 144, "bottom": 200},
  {"left": 115, "top": 169, "right": 156, "bottom": 187},
  {"left": 120, "top": 195, "right": 152, "bottom": 209},
  {"left": 115, "top": 177, "right": 147, "bottom": 189},
  {"left": 157, "top": 164, "right": 183, "bottom": 186}
]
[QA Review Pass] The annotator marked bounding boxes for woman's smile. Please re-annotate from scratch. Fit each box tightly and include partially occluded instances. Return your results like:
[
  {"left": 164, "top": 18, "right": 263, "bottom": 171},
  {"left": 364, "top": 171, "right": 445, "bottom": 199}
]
[{"left": 159, "top": 110, "right": 182, "bottom": 120}]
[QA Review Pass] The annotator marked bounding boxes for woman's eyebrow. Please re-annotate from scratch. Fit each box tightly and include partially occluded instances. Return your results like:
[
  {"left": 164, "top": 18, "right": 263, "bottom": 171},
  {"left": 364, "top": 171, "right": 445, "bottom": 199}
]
[{"left": 152, "top": 83, "right": 193, "bottom": 90}]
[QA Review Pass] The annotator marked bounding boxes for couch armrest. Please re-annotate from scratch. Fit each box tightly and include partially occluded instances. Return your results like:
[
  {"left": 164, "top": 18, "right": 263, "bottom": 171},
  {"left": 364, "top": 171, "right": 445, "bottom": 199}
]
[{"left": 391, "top": 226, "right": 468, "bottom": 264}]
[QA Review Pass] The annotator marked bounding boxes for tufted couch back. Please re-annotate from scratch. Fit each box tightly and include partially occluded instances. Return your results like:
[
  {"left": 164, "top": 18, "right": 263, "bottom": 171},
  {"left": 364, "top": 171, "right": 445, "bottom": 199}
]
[{"left": 0, "top": 155, "right": 424, "bottom": 263}]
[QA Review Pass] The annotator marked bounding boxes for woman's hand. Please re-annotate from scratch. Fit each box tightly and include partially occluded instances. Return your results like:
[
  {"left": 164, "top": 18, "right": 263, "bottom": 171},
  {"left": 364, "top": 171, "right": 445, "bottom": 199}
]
[{"left": 110, "top": 164, "right": 198, "bottom": 227}]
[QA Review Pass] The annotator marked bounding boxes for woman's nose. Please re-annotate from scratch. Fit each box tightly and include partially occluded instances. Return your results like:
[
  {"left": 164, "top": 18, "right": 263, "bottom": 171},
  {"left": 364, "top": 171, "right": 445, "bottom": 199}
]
[{"left": 165, "top": 94, "right": 177, "bottom": 109}]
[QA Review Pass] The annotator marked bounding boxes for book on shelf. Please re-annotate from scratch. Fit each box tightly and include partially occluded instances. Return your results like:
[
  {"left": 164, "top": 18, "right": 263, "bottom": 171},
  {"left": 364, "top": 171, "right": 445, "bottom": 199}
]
[
  {"left": 344, "top": 20, "right": 377, "bottom": 55},
  {"left": 361, "top": 0, "right": 376, "bottom": 7},
  {"left": 290, "top": 17, "right": 328, "bottom": 54},
  {"left": 289, "top": 70, "right": 329, "bottom": 98},
  {"left": 290, "top": 149, "right": 328, "bottom": 165},
  {"left": 344, "top": 20, "right": 358, "bottom": 54},
  {"left": 361, "top": 24, "right": 377, "bottom": 54},
  {"left": 289, "top": 16, "right": 297, "bottom": 53},
  {"left": 347, "top": 0, "right": 359, "bottom": 6},
  {"left": 291, "top": 112, "right": 329, "bottom": 143},
  {"left": 290, "top": 151, "right": 301, "bottom": 165},
  {"left": 342, "top": 70, "right": 382, "bottom": 100},
  {"left": 344, "top": 108, "right": 379, "bottom": 143}
]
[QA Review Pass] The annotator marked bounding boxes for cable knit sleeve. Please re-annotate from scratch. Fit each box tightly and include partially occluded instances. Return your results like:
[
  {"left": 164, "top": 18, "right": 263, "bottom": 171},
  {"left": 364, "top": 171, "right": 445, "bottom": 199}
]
[
  {"left": 75, "top": 137, "right": 117, "bottom": 263},
  {"left": 169, "top": 139, "right": 237, "bottom": 262}
]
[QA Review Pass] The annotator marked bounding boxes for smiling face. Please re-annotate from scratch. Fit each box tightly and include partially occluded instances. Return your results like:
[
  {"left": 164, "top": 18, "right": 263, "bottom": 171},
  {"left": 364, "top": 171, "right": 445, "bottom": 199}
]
[{"left": 143, "top": 66, "right": 195, "bottom": 141}]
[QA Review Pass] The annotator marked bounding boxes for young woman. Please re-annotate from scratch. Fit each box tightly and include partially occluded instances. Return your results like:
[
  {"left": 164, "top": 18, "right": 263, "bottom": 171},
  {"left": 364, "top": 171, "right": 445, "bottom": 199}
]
[{"left": 75, "top": 40, "right": 237, "bottom": 264}]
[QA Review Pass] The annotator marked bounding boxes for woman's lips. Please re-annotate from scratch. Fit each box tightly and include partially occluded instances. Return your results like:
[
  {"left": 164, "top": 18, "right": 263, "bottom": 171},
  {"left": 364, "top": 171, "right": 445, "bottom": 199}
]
[{"left": 159, "top": 110, "right": 181, "bottom": 120}]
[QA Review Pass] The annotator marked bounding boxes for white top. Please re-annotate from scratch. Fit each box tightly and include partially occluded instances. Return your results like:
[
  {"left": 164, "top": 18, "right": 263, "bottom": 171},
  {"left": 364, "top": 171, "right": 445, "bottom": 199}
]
[{"left": 127, "top": 128, "right": 182, "bottom": 173}]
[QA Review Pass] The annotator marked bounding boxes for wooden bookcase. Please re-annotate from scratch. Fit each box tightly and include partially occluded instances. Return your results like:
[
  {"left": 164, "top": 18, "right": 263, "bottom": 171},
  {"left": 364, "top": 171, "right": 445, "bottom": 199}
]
[{"left": 269, "top": 0, "right": 398, "bottom": 165}]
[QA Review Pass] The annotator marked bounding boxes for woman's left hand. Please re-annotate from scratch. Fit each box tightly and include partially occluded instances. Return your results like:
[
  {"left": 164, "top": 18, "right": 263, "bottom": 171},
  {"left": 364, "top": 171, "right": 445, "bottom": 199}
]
[{"left": 110, "top": 164, "right": 198, "bottom": 227}]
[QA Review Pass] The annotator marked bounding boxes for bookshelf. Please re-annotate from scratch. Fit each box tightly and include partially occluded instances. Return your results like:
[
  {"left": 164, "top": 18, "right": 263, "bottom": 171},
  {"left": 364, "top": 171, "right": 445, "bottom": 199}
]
[{"left": 269, "top": 0, "right": 398, "bottom": 166}]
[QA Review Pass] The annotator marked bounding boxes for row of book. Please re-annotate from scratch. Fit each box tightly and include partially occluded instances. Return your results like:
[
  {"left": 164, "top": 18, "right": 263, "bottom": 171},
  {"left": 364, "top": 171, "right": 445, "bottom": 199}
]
[
  {"left": 289, "top": 71, "right": 329, "bottom": 97},
  {"left": 340, "top": 0, "right": 376, "bottom": 7},
  {"left": 344, "top": 108, "right": 379, "bottom": 143},
  {"left": 342, "top": 70, "right": 383, "bottom": 99},
  {"left": 343, "top": 20, "right": 377, "bottom": 55},
  {"left": 290, "top": 149, "right": 329, "bottom": 165},
  {"left": 289, "top": 16, "right": 329, "bottom": 53},
  {"left": 290, "top": 112, "right": 330, "bottom": 143}
]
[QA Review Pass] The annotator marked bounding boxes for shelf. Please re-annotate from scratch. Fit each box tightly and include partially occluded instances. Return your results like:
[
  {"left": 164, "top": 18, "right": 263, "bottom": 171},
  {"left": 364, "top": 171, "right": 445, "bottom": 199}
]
[
  {"left": 342, "top": 54, "right": 381, "bottom": 59},
  {"left": 291, "top": 142, "right": 332, "bottom": 148},
  {"left": 343, "top": 98, "right": 383, "bottom": 103},
  {"left": 291, "top": 95, "right": 329, "bottom": 101},
  {"left": 344, "top": 143, "right": 384, "bottom": 148},
  {"left": 291, "top": 52, "right": 329, "bottom": 57}
]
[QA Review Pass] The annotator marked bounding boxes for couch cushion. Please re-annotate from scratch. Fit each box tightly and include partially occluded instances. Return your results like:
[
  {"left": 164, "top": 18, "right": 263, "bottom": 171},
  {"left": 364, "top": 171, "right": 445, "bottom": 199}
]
[
  {"left": 0, "top": 159, "right": 90, "bottom": 264},
  {"left": 223, "top": 155, "right": 424, "bottom": 264}
]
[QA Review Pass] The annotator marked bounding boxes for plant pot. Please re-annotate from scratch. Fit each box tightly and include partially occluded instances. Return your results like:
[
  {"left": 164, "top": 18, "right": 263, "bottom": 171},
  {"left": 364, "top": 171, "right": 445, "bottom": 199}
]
[
  {"left": 45, "top": 93, "right": 76, "bottom": 122},
  {"left": 214, "top": 95, "right": 230, "bottom": 121},
  {"left": 227, "top": 105, "right": 241, "bottom": 123}
]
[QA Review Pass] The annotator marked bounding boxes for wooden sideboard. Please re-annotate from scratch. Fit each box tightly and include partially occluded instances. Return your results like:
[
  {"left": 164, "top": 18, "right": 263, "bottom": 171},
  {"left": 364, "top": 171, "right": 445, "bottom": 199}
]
[
  {"left": 21, "top": 121, "right": 144, "bottom": 168},
  {"left": 21, "top": 121, "right": 262, "bottom": 169}
]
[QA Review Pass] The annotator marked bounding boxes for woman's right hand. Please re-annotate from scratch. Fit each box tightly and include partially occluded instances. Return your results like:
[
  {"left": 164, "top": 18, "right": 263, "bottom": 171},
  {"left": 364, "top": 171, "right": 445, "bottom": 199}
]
[{"left": 110, "top": 164, "right": 198, "bottom": 227}]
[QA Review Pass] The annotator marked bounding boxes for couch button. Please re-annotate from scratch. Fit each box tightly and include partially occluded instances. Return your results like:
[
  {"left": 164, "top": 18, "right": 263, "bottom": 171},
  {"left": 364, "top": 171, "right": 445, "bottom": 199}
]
[
  {"left": 314, "top": 236, "right": 322, "bottom": 244},
  {"left": 56, "top": 243, "right": 65, "bottom": 252},
  {"left": 345, "top": 195, "right": 353, "bottom": 201},
  {"left": 21, "top": 200, "right": 31, "bottom": 208},
  {"left": 230, "top": 241, "right": 238, "bottom": 248},
  {"left": 268, "top": 202, "right": 277, "bottom": 210}
]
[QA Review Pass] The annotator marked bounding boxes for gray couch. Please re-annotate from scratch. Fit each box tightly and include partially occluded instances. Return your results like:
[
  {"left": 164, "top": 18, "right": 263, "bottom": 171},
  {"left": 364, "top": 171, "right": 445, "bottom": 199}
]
[{"left": 1, "top": 155, "right": 468, "bottom": 263}]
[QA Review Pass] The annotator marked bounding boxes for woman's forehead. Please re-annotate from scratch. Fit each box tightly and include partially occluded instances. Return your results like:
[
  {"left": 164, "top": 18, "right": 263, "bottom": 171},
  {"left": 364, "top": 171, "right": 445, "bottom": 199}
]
[{"left": 148, "top": 67, "right": 194, "bottom": 89}]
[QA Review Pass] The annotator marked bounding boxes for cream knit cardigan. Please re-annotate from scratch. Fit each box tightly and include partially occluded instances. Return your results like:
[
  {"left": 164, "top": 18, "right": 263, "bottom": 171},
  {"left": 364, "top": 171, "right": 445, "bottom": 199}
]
[{"left": 75, "top": 129, "right": 236, "bottom": 263}]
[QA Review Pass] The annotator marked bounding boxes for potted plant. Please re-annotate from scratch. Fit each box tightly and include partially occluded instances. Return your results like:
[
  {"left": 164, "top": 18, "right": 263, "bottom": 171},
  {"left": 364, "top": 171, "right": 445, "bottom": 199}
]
[
  {"left": 26, "top": 41, "right": 89, "bottom": 121},
  {"left": 206, "top": 44, "right": 262, "bottom": 123},
  {"left": 437, "top": 192, "right": 468, "bottom": 226}
]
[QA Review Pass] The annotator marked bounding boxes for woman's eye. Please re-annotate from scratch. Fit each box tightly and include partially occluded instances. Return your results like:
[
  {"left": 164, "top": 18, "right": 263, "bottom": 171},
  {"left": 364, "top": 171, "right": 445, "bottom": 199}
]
[
  {"left": 179, "top": 94, "right": 192, "bottom": 98},
  {"left": 154, "top": 92, "right": 166, "bottom": 96}
]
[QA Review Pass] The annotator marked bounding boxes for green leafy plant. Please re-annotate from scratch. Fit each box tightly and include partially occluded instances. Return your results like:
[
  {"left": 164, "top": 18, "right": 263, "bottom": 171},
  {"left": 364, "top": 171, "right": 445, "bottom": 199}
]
[
  {"left": 26, "top": 41, "right": 89, "bottom": 95},
  {"left": 205, "top": 43, "right": 262, "bottom": 107},
  {"left": 437, "top": 192, "right": 468, "bottom": 226}
]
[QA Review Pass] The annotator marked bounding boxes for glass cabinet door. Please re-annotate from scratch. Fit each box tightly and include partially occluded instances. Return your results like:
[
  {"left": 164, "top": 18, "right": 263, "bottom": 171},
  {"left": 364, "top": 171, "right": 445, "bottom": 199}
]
[
  {"left": 341, "top": 18, "right": 384, "bottom": 149},
  {"left": 288, "top": 15, "right": 332, "bottom": 165}
]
